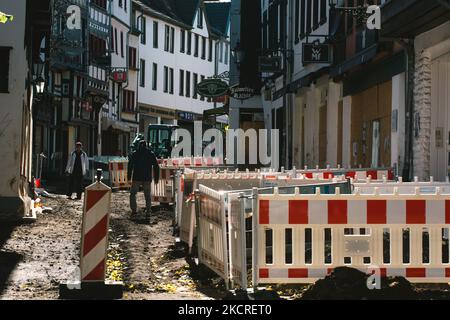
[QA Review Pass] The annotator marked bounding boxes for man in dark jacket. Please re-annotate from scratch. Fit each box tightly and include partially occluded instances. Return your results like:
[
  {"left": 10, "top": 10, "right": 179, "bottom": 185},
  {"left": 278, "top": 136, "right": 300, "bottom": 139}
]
[
  {"left": 127, "top": 140, "right": 160, "bottom": 215},
  {"left": 65, "top": 141, "right": 89, "bottom": 200}
]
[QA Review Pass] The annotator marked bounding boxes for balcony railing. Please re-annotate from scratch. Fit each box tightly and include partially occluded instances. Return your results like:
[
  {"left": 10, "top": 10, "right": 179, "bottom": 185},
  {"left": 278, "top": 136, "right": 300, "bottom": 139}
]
[
  {"left": 89, "top": 3, "right": 111, "bottom": 38},
  {"left": 87, "top": 64, "right": 108, "bottom": 94}
]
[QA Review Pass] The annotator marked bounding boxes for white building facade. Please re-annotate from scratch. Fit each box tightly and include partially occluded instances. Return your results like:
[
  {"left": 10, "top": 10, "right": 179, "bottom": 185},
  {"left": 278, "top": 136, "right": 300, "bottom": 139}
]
[
  {"left": 0, "top": 2, "right": 35, "bottom": 219},
  {"left": 133, "top": 0, "right": 230, "bottom": 138}
]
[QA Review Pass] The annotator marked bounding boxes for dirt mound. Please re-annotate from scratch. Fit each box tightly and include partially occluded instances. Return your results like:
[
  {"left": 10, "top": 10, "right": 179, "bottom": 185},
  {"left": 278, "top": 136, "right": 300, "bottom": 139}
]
[{"left": 300, "top": 267, "right": 421, "bottom": 300}]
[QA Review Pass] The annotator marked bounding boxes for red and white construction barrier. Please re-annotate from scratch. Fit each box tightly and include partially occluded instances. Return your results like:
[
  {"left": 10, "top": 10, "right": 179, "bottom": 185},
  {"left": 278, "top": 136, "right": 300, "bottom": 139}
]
[
  {"left": 108, "top": 160, "right": 176, "bottom": 204},
  {"left": 80, "top": 182, "right": 112, "bottom": 281},
  {"left": 59, "top": 173, "right": 122, "bottom": 299},
  {"left": 253, "top": 188, "right": 450, "bottom": 285}
]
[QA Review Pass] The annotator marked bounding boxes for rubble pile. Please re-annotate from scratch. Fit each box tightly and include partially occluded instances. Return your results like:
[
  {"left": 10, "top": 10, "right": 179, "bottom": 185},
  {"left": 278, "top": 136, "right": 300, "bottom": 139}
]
[{"left": 301, "top": 267, "right": 425, "bottom": 300}]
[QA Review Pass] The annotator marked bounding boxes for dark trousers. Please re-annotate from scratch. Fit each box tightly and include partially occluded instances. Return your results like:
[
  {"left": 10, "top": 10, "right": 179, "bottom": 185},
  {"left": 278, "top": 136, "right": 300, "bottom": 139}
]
[{"left": 67, "top": 173, "right": 83, "bottom": 198}]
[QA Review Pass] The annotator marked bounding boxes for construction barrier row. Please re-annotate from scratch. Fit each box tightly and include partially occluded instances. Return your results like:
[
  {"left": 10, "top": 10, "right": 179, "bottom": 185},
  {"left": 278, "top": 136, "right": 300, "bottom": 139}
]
[
  {"left": 176, "top": 169, "right": 352, "bottom": 251},
  {"left": 192, "top": 183, "right": 450, "bottom": 290},
  {"left": 253, "top": 189, "right": 450, "bottom": 286},
  {"left": 108, "top": 161, "right": 176, "bottom": 204},
  {"left": 193, "top": 181, "right": 352, "bottom": 289},
  {"left": 158, "top": 156, "right": 224, "bottom": 168}
]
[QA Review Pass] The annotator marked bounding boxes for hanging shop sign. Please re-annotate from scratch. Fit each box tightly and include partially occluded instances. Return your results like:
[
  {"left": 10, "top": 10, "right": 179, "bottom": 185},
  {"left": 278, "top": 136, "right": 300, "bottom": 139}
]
[
  {"left": 82, "top": 99, "right": 93, "bottom": 112},
  {"left": 178, "top": 111, "right": 196, "bottom": 121},
  {"left": 302, "top": 43, "right": 331, "bottom": 65},
  {"left": 50, "top": 1, "right": 85, "bottom": 70},
  {"left": 230, "top": 87, "right": 256, "bottom": 101},
  {"left": 196, "top": 78, "right": 229, "bottom": 98},
  {"left": 111, "top": 69, "right": 128, "bottom": 83},
  {"left": 258, "top": 56, "right": 282, "bottom": 73}
]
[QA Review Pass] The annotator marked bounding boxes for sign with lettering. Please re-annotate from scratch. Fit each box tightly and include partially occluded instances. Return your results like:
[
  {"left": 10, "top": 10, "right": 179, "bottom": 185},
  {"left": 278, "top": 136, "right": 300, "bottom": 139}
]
[
  {"left": 302, "top": 43, "right": 331, "bottom": 65},
  {"left": 196, "top": 79, "right": 229, "bottom": 98},
  {"left": 258, "top": 56, "right": 282, "bottom": 73},
  {"left": 230, "top": 87, "right": 255, "bottom": 101},
  {"left": 111, "top": 70, "right": 127, "bottom": 83}
]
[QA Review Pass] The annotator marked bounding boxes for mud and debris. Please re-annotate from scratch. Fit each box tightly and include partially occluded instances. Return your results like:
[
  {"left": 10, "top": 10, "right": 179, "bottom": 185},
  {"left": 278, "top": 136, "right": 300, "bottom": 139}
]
[{"left": 2, "top": 189, "right": 450, "bottom": 300}]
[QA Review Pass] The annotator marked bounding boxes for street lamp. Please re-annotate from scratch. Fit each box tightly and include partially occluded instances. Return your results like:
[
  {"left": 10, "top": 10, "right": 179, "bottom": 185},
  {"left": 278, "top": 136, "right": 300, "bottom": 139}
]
[
  {"left": 32, "top": 61, "right": 45, "bottom": 94},
  {"left": 231, "top": 41, "right": 245, "bottom": 68}
]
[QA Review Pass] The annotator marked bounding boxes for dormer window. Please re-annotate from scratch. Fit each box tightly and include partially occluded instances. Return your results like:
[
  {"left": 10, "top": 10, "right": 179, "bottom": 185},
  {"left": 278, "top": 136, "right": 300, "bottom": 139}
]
[{"left": 197, "top": 7, "right": 203, "bottom": 28}]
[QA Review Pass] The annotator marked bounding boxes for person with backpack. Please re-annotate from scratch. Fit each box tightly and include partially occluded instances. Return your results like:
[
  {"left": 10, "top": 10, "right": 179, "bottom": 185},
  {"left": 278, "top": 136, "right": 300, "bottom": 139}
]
[{"left": 127, "top": 140, "right": 160, "bottom": 216}]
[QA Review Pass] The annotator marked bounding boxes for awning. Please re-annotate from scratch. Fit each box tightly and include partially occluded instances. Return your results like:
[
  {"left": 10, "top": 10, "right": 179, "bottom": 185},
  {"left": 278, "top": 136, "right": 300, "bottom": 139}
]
[
  {"left": 102, "top": 117, "right": 131, "bottom": 133},
  {"left": 289, "top": 66, "right": 330, "bottom": 93},
  {"left": 330, "top": 44, "right": 379, "bottom": 78},
  {"left": 203, "top": 104, "right": 230, "bottom": 118},
  {"left": 381, "top": 0, "right": 450, "bottom": 38}
]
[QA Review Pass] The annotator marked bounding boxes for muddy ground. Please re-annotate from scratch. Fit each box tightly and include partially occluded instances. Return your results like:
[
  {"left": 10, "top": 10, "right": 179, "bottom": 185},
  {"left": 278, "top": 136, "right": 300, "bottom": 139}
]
[
  {"left": 2, "top": 188, "right": 450, "bottom": 300},
  {"left": 0, "top": 190, "right": 228, "bottom": 300}
]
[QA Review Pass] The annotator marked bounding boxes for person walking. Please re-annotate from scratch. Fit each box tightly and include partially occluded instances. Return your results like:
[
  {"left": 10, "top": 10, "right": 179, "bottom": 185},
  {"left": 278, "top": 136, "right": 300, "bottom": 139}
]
[
  {"left": 65, "top": 141, "right": 89, "bottom": 200},
  {"left": 127, "top": 140, "right": 160, "bottom": 216}
]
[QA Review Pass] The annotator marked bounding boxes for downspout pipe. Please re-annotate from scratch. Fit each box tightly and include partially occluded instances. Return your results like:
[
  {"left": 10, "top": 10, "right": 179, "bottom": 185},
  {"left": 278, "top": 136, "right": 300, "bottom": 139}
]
[{"left": 401, "top": 39, "right": 415, "bottom": 182}]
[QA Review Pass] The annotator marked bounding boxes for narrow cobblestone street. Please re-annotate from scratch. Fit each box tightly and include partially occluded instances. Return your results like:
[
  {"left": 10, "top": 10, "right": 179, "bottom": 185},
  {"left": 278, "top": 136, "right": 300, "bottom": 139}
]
[{"left": 0, "top": 191, "right": 228, "bottom": 300}]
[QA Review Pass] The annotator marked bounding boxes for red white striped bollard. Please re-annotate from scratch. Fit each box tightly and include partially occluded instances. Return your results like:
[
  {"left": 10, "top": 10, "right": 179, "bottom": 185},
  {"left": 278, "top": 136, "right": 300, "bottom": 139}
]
[{"left": 59, "top": 169, "right": 123, "bottom": 299}]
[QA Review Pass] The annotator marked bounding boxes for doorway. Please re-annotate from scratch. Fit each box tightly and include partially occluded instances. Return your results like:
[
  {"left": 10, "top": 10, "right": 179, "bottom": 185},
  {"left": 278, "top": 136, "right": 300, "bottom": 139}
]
[{"left": 431, "top": 52, "right": 450, "bottom": 181}]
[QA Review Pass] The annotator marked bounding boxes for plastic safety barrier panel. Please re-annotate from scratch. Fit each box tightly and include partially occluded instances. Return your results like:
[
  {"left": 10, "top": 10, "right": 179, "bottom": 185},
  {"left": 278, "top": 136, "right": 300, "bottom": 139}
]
[
  {"left": 253, "top": 188, "right": 450, "bottom": 285},
  {"left": 354, "top": 179, "right": 450, "bottom": 195},
  {"left": 108, "top": 161, "right": 175, "bottom": 204},
  {"left": 196, "top": 185, "right": 230, "bottom": 289}
]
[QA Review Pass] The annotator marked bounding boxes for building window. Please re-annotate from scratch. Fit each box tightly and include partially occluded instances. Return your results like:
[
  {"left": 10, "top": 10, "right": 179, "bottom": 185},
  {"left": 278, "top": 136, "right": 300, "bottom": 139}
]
[
  {"left": 179, "top": 69, "right": 184, "bottom": 96},
  {"left": 92, "top": 0, "right": 107, "bottom": 9},
  {"left": 208, "top": 39, "right": 213, "bottom": 61},
  {"left": 200, "top": 75, "right": 205, "bottom": 101},
  {"left": 201, "top": 36, "right": 206, "bottom": 60},
  {"left": 300, "top": 0, "right": 306, "bottom": 38},
  {"left": 153, "top": 21, "right": 159, "bottom": 48},
  {"left": 0, "top": 47, "right": 10, "bottom": 93},
  {"left": 115, "top": 28, "right": 119, "bottom": 54},
  {"left": 219, "top": 42, "right": 223, "bottom": 63},
  {"left": 164, "top": 25, "right": 170, "bottom": 52},
  {"left": 185, "top": 71, "right": 191, "bottom": 98},
  {"left": 197, "top": 7, "right": 203, "bottom": 28},
  {"left": 306, "top": 0, "right": 312, "bottom": 34},
  {"left": 120, "top": 31, "right": 124, "bottom": 57},
  {"left": 295, "top": 0, "right": 300, "bottom": 43},
  {"left": 129, "top": 47, "right": 137, "bottom": 68},
  {"left": 180, "top": 29, "right": 185, "bottom": 53},
  {"left": 224, "top": 43, "right": 228, "bottom": 65},
  {"left": 320, "top": 0, "right": 327, "bottom": 24},
  {"left": 347, "top": 0, "right": 354, "bottom": 33},
  {"left": 152, "top": 63, "right": 158, "bottom": 90},
  {"left": 187, "top": 32, "right": 192, "bottom": 55},
  {"left": 164, "top": 66, "right": 169, "bottom": 93},
  {"left": 193, "top": 73, "right": 198, "bottom": 99},
  {"left": 170, "top": 27, "right": 175, "bottom": 53},
  {"left": 313, "top": 0, "right": 319, "bottom": 29},
  {"left": 122, "top": 90, "right": 135, "bottom": 112},
  {"left": 169, "top": 68, "right": 174, "bottom": 94},
  {"left": 140, "top": 59, "right": 145, "bottom": 87},
  {"left": 194, "top": 34, "right": 199, "bottom": 57},
  {"left": 141, "top": 17, "right": 146, "bottom": 44},
  {"left": 119, "top": 0, "right": 123, "bottom": 8},
  {"left": 90, "top": 34, "right": 107, "bottom": 61},
  {"left": 268, "top": 3, "right": 279, "bottom": 49},
  {"left": 262, "top": 10, "right": 268, "bottom": 50},
  {"left": 124, "top": 0, "right": 127, "bottom": 12},
  {"left": 111, "top": 27, "right": 115, "bottom": 52}
]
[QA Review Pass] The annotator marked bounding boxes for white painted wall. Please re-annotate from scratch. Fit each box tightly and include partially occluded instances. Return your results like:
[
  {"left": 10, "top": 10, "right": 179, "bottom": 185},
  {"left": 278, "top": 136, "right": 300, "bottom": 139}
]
[
  {"left": 391, "top": 73, "right": 405, "bottom": 176},
  {"left": 414, "top": 20, "right": 450, "bottom": 181},
  {"left": 342, "top": 95, "right": 352, "bottom": 168},
  {"left": 0, "top": 1, "right": 32, "bottom": 219},
  {"left": 326, "top": 81, "right": 342, "bottom": 167},
  {"left": 111, "top": 0, "right": 130, "bottom": 25},
  {"left": 137, "top": 8, "right": 228, "bottom": 115},
  {"left": 292, "top": 95, "right": 304, "bottom": 167}
]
